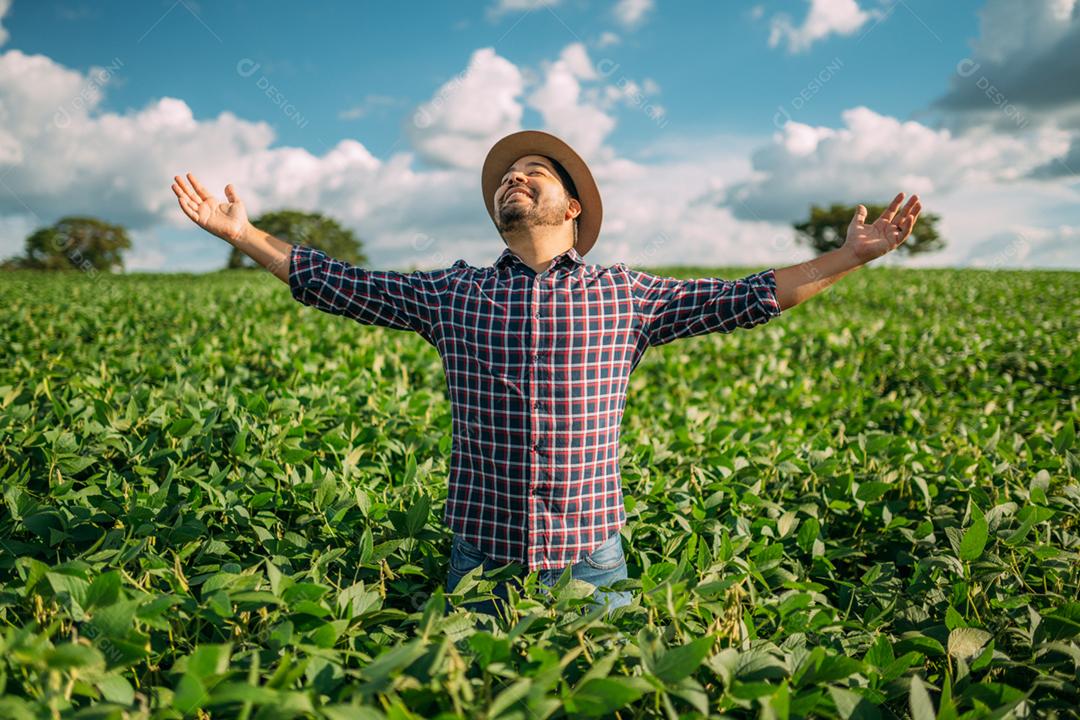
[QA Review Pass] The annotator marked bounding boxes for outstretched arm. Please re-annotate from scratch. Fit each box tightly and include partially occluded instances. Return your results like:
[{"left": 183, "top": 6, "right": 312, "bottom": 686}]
[
  {"left": 774, "top": 192, "right": 921, "bottom": 311},
  {"left": 171, "top": 172, "right": 292, "bottom": 283},
  {"left": 171, "top": 172, "right": 452, "bottom": 346}
]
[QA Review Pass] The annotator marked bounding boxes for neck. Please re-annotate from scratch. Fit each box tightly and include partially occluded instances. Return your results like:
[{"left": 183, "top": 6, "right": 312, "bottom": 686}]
[{"left": 501, "top": 226, "right": 575, "bottom": 273}]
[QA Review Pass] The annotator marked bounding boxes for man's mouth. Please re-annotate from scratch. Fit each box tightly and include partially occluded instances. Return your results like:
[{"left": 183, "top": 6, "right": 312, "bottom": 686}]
[{"left": 504, "top": 189, "right": 531, "bottom": 203}]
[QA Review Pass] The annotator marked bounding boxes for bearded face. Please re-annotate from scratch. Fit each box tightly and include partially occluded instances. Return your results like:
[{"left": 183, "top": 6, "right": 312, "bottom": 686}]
[{"left": 493, "top": 155, "right": 575, "bottom": 239}]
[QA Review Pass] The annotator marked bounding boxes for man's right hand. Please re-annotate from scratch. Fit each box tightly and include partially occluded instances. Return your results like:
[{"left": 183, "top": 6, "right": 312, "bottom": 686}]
[{"left": 172, "top": 172, "right": 250, "bottom": 244}]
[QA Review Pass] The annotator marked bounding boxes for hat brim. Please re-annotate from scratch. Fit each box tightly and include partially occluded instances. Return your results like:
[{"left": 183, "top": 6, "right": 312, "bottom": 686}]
[{"left": 482, "top": 130, "right": 602, "bottom": 256}]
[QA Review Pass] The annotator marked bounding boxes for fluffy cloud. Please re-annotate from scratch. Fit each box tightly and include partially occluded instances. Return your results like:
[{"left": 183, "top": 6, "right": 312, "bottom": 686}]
[
  {"left": 595, "top": 31, "right": 621, "bottom": 48},
  {"left": 960, "top": 224, "right": 1080, "bottom": 269},
  {"left": 722, "top": 107, "right": 1070, "bottom": 222},
  {"left": 612, "top": 0, "right": 654, "bottom": 30},
  {"left": 405, "top": 48, "right": 525, "bottom": 169},
  {"left": 338, "top": 94, "right": 402, "bottom": 121},
  {"left": 0, "top": 0, "right": 9, "bottom": 46},
  {"left": 0, "top": 33, "right": 691, "bottom": 272},
  {"left": 768, "top": 0, "right": 877, "bottom": 53},
  {"left": 525, "top": 45, "right": 618, "bottom": 162},
  {"left": 1, "top": 0, "right": 1075, "bottom": 273},
  {"left": 0, "top": 49, "right": 278, "bottom": 231},
  {"left": 0, "top": 40, "right": 494, "bottom": 268},
  {"left": 933, "top": 1, "right": 1080, "bottom": 118},
  {"left": 930, "top": 0, "right": 1080, "bottom": 176},
  {"left": 486, "top": 0, "right": 561, "bottom": 22}
]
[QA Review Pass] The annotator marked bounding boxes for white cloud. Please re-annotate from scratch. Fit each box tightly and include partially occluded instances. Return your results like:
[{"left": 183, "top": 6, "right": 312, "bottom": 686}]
[
  {"left": 525, "top": 45, "right": 617, "bottom": 162},
  {"left": 768, "top": 0, "right": 877, "bottom": 53},
  {"left": 405, "top": 48, "right": 526, "bottom": 170},
  {"left": 723, "top": 106, "right": 1071, "bottom": 222},
  {"left": 0, "top": 44, "right": 485, "bottom": 270},
  {"left": 2, "top": 0, "right": 1075, "bottom": 274},
  {"left": 584, "top": 136, "right": 817, "bottom": 270},
  {"left": 0, "top": 0, "right": 10, "bottom": 47},
  {"left": 0, "top": 33, "right": 828, "bottom": 273},
  {"left": 595, "top": 31, "right": 621, "bottom": 48},
  {"left": 557, "top": 42, "right": 598, "bottom": 81},
  {"left": 970, "top": 0, "right": 1077, "bottom": 65},
  {"left": 338, "top": 94, "right": 401, "bottom": 121},
  {"left": 612, "top": 0, "right": 653, "bottom": 30},
  {"left": 930, "top": 0, "right": 1080, "bottom": 178},
  {"left": 486, "top": 0, "right": 561, "bottom": 22}
]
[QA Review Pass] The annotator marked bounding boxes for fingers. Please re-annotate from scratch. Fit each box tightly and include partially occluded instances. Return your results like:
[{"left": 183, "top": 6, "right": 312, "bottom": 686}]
[
  {"left": 896, "top": 194, "right": 918, "bottom": 225},
  {"left": 187, "top": 172, "right": 212, "bottom": 201},
  {"left": 905, "top": 203, "right": 922, "bottom": 233},
  {"left": 897, "top": 201, "right": 922, "bottom": 242},
  {"left": 173, "top": 187, "right": 199, "bottom": 222},
  {"left": 898, "top": 197, "right": 921, "bottom": 231},
  {"left": 848, "top": 205, "right": 867, "bottom": 235},
  {"left": 874, "top": 192, "right": 905, "bottom": 225},
  {"left": 224, "top": 184, "right": 239, "bottom": 202},
  {"left": 173, "top": 175, "right": 200, "bottom": 205}
]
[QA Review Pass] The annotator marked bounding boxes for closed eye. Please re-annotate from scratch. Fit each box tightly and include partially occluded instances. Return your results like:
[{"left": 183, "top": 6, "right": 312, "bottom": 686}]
[{"left": 501, "top": 169, "right": 549, "bottom": 184}]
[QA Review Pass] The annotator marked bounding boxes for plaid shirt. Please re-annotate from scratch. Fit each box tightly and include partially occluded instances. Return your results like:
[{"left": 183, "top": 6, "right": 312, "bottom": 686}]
[{"left": 288, "top": 242, "right": 782, "bottom": 571}]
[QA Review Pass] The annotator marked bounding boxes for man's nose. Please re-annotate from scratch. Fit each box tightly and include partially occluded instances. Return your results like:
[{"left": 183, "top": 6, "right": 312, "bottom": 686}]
[{"left": 502, "top": 175, "right": 529, "bottom": 196}]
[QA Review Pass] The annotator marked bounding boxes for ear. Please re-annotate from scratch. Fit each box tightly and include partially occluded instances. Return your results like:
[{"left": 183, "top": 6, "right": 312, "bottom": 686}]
[{"left": 566, "top": 197, "right": 582, "bottom": 220}]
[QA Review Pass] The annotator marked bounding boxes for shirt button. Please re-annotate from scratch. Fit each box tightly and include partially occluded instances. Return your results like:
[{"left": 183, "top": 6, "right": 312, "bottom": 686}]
[
  {"left": 532, "top": 352, "right": 540, "bottom": 362},
  {"left": 533, "top": 310, "right": 541, "bottom": 319},
  {"left": 533, "top": 400, "right": 541, "bottom": 409}
]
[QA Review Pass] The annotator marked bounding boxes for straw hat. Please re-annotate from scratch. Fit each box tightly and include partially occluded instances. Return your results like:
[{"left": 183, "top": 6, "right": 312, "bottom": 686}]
[{"left": 481, "top": 129, "right": 603, "bottom": 256}]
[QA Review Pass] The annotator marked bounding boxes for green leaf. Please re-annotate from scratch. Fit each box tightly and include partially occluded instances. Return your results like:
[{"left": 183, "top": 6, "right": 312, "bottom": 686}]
[
  {"left": 959, "top": 504, "right": 988, "bottom": 561},
  {"left": 46, "top": 643, "right": 104, "bottom": 671},
  {"left": 828, "top": 685, "right": 881, "bottom": 720},
  {"left": 571, "top": 677, "right": 645, "bottom": 717},
  {"left": 96, "top": 673, "right": 135, "bottom": 705},
  {"left": 184, "top": 643, "right": 232, "bottom": 681},
  {"left": 90, "top": 598, "right": 141, "bottom": 637},
  {"left": 85, "top": 571, "right": 122, "bottom": 608},
  {"left": 1054, "top": 416, "right": 1075, "bottom": 453},
  {"left": 404, "top": 493, "right": 431, "bottom": 537},
  {"left": 168, "top": 417, "right": 196, "bottom": 436},
  {"left": 650, "top": 636, "right": 714, "bottom": 684},
  {"left": 173, "top": 674, "right": 209, "bottom": 714},
  {"left": 797, "top": 517, "right": 820, "bottom": 554}
]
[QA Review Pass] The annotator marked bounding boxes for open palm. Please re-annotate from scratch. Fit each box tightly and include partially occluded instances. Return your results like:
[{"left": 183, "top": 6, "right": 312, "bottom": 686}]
[
  {"left": 844, "top": 192, "right": 922, "bottom": 264},
  {"left": 172, "top": 173, "right": 249, "bottom": 243}
]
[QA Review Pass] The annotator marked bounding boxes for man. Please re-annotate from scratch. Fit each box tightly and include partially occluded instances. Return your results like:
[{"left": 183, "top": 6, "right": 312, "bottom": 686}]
[{"left": 171, "top": 129, "right": 921, "bottom": 620}]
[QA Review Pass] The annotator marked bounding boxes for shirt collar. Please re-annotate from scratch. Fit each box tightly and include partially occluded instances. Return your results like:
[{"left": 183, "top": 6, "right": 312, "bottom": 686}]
[{"left": 494, "top": 245, "right": 585, "bottom": 274}]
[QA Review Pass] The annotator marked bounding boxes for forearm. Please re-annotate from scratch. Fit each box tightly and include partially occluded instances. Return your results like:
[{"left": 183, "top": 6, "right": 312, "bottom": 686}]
[
  {"left": 233, "top": 223, "right": 294, "bottom": 284},
  {"left": 773, "top": 245, "right": 864, "bottom": 311}
]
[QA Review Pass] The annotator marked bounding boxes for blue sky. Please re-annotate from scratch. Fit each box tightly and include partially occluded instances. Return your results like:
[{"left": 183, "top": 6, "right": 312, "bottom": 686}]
[{"left": 0, "top": 0, "right": 1076, "bottom": 271}]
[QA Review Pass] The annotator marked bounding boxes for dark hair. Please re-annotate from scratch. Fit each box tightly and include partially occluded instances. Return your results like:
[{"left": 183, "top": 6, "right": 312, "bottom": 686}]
[{"left": 543, "top": 156, "right": 579, "bottom": 201}]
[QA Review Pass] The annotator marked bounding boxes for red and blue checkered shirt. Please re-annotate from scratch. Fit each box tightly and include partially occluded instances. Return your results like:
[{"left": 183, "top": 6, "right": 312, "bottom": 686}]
[{"left": 288, "top": 242, "right": 782, "bottom": 571}]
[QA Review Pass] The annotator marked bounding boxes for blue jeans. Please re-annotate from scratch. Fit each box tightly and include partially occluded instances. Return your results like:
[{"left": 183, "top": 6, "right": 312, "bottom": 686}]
[{"left": 443, "top": 530, "right": 634, "bottom": 619}]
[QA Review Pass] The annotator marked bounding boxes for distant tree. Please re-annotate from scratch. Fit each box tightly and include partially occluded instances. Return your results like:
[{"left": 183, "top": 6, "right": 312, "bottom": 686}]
[
  {"left": 2, "top": 216, "right": 131, "bottom": 271},
  {"left": 226, "top": 210, "right": 368, "bottom": 269},
  {"left": 794, "top": 202, "right": 944, "bottom": 257}
]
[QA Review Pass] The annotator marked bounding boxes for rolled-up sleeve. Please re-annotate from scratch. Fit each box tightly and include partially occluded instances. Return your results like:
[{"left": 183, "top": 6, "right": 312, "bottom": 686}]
[
  {"left": 288, "top": 244, "right": 458, "bottom": 346},
  {"left": 623, "top": 266, "right": 782, "bottom": 348}
]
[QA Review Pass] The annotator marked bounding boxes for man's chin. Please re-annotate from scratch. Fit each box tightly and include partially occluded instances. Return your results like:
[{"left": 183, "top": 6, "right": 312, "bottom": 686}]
[{"left": 496, "top": 211, "right": 529, "bottom": 230}]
